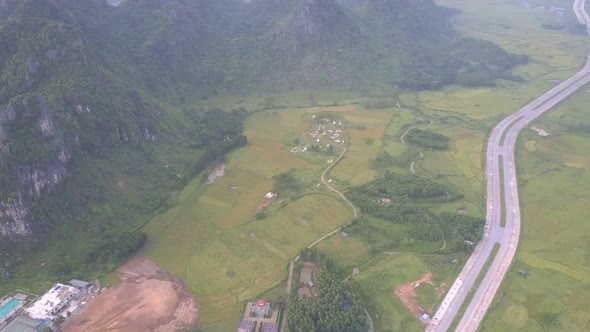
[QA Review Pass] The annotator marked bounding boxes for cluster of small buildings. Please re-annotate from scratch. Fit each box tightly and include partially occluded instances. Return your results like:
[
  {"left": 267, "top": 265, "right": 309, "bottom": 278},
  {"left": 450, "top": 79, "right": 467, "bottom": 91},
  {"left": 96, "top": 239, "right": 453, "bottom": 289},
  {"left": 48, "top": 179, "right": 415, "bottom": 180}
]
[
  {"left": 290, "top": 115, "right": 346, "bottom": 155},
  {"left": 0, "top": 280, "right": 94, "bottom": 332},
  {"left": 237, "top": 300, "right": 279, "bottom": 332},
  {"left": 308, "top": 122, "right": 344, "bottom": 145}
]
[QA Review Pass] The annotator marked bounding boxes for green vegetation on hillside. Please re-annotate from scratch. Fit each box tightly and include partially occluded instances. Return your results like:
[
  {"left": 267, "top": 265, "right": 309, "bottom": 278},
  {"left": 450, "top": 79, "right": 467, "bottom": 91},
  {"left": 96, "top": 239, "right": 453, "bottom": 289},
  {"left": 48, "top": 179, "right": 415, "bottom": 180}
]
[
  {"left": 102, "top": 0, "right": 527, "bottom": 89},
  {"left": 0, "top": 105, "right": 247, "bottom": 285},
  {"left": 0, "top": 0, "right": 547, "bottom": 329}
]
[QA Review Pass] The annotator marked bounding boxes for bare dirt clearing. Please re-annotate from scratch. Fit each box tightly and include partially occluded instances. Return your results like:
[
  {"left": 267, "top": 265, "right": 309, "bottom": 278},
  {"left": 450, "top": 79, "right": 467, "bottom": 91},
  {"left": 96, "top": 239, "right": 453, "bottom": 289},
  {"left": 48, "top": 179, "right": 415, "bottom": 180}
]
[
  {"left": 394, "top": 272, "right": 435, "bottom": 321},
  {"left": 64, "top": 257, "right": 198, "bottom": 332}
]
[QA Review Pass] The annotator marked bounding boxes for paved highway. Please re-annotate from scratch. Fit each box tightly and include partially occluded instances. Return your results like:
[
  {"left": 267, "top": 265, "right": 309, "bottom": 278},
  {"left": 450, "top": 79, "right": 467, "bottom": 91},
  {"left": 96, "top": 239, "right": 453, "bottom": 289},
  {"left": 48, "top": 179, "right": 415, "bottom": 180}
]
[
  {"left": 575, "top": 0, "right": 590, "bottom": 29},
  {"left": 427, "top": 2, "right": 590, "bottom": 331}
]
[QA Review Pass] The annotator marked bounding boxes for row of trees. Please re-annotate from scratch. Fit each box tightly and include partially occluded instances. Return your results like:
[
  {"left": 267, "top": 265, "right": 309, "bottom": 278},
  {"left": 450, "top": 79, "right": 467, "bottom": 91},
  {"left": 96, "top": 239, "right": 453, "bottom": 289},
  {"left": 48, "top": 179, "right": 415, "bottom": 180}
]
[{"left": 111, "top": 231, "right": 148, "bottom": 259}]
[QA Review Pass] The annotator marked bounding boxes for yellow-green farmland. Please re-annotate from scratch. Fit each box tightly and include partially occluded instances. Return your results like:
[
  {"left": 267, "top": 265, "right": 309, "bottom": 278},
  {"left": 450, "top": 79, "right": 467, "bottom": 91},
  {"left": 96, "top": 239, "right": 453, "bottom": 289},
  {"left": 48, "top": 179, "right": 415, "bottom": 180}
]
[
  {"left": 142, "top": 106, "right": 395, "bottom": 329},
  {"left": 138, "top": 0, "right": 590, "bottom": 330}
]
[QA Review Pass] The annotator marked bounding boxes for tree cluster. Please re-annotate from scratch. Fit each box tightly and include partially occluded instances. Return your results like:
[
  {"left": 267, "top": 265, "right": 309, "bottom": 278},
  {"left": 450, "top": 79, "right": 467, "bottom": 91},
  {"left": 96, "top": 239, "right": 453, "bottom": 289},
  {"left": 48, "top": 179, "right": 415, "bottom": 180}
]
[
  {"left": 405, "top": 129, "right": 449, "bottom": 150},
  {"left": 347, "top": 172, "right": 484, "bottom": 252},
  {"left": 349, "top": 171, "right": 459, "bottom": 204},
  {"left": 192, "top": 107, "right": 248, "bottom": 160},
  {"left": 272, "top": 171, "right": 304, "bottom": 198},
  {"left": 371, "top": 151, "right": 407, "bottom": 168},
  {"left": 288, "top": 271, "right": 367, "bottom": 332},
  {"left": 111, "top": 231, "right": 148, "bottom": 259},
  {"left": 348, "top": 172, "right": 460, "bottom": 223},
  {"left": 300, "top": 248, "right": 336, "bottom": 272}
]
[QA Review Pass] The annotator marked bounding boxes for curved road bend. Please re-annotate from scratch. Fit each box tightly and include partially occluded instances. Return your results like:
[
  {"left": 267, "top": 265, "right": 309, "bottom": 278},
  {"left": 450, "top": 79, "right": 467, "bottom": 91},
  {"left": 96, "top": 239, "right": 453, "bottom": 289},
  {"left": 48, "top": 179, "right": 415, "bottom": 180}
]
[
  {"left": 427, "top": 2, "right": 590, "bottom": 331},
  {"left": 575, "top": 0, "right": 590, "bottom": 29},
  {"left": 400, "top": 120, "right": 433, "bottom": 174},
  {"left": 283, "top": 148, "right": 375, "bottom": 332}
]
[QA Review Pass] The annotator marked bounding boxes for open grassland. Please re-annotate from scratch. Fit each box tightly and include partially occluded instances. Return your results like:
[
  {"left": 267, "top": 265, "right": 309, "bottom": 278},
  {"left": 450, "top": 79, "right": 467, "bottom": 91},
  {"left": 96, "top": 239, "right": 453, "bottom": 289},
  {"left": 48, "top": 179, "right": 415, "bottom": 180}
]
[
  {"left": 353, "top": 254, "right": 428, "bottom": 332},
  {"left": 482, "top": 85, "right": 590, "bottom": 331},
  {"left": 352, "top": 253, "right": 462, "bottom": 332},
  {"left": 419, "top": 120, "right": 486, "bottom": 217},
  {"left": 317, "top": 216, "right": 444, "bottom": 274}
]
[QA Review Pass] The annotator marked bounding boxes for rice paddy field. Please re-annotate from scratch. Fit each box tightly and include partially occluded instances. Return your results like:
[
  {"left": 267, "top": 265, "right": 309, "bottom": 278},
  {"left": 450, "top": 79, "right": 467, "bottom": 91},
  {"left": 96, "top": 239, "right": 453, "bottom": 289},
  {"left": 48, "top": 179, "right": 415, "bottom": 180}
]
[
  {"left": 141, "top": 106, "right": 400, "bottom": 330},
  {"left": 316, "top": 0, "right": 590, "bottom": 330},
  {"left": 138, "top": 0, "right": 590, "bottom": 330},
  {"left": 330, "top": 109, "right": 394, "bottom": 185}
]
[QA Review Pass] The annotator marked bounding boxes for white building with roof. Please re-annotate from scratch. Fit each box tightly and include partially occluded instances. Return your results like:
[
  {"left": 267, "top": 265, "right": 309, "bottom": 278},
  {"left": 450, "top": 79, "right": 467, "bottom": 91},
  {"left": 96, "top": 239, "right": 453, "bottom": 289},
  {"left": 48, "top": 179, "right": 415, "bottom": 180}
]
[{"left": 25, "top": 283, "right": 79, "bottom": 320}]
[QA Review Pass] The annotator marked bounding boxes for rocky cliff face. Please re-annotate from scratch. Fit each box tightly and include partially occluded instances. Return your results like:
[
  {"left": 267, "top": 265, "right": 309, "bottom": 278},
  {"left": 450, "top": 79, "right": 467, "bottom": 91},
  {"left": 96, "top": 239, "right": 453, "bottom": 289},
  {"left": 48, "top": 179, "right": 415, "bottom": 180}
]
[
  {"left": 0, "top": 0, "right": 159, "bottom": 244},
  {"left": 291, "top": 0, "right": 359, "bottom": 51},
  {"left": 0, "top": 97, "right": 71, "bottom": 237}
]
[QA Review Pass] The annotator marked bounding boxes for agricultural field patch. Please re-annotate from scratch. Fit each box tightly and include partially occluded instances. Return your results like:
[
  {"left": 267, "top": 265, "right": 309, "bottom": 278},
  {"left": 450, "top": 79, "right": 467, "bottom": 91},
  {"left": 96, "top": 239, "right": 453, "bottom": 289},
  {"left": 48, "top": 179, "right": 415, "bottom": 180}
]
[
  {"left": 330, "top": 110, "right": 394, "bottom": 185},
  {"left": 143, "top": 106, "right": 390, "bottom": 328},
  {"left": 353, "top": 254, "right": 446, "bottom": 332},
  {"left": 137, "top": 0, "right": 590, "bottom": 326},
  {"left": 315, "top": 235, "right": 370, "bottom": 270}
]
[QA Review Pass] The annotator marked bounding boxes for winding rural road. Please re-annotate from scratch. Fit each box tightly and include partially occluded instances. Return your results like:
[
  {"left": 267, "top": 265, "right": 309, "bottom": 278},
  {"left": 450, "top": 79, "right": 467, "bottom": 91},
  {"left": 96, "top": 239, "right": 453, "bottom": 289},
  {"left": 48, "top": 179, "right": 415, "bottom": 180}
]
[
  {"left": 320, "top": 148, "right": 359, "bottom": 219},
  {"left": 401, "top": 120, "right": 432, "bottom": 174},
  {"left": 427, "top": 2, "right": 590, "bottom": 331},
  {"left": 283, "top": 147, "right": 375, "bottom": 332}
]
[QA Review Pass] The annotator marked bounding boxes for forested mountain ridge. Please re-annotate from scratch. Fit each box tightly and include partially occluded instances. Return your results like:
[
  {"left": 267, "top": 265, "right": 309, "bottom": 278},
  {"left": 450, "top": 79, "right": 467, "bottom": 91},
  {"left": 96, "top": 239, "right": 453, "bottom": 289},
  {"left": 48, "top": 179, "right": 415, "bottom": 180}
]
[
  {"left": 0, "top": 0, "right": 526, "bottom": 280},
  {"left": 0, "top": 0, "right": 162, "bottom": 237}
]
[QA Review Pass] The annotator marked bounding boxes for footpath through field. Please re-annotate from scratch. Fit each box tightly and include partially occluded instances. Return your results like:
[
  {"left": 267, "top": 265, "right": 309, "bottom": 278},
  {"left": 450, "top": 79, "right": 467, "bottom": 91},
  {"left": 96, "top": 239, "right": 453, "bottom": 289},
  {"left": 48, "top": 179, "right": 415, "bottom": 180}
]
[
  {"left": 282, "top": 147, "right": 374, "bottom": 332},
  {"left": 400, "top": 120, "right": 433, "bottom": 174}
]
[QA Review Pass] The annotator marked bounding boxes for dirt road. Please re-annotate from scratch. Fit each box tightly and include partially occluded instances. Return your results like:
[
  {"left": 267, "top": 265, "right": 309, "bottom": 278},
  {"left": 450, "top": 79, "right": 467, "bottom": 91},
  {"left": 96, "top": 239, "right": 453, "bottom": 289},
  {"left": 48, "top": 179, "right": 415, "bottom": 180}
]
[
  {"left": 400, "top": 120, "right": 432, "bottom": 174},
  {"left": 283, "top": 147, "right": 375, "bottom": 331}
]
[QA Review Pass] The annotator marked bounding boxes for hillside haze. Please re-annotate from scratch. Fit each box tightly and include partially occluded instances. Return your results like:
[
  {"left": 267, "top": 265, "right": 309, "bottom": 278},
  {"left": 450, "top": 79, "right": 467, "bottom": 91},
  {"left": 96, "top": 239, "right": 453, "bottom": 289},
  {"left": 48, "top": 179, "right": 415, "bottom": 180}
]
[{"left": 0, "top": 0, "right": 526, "bottom": 281}]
